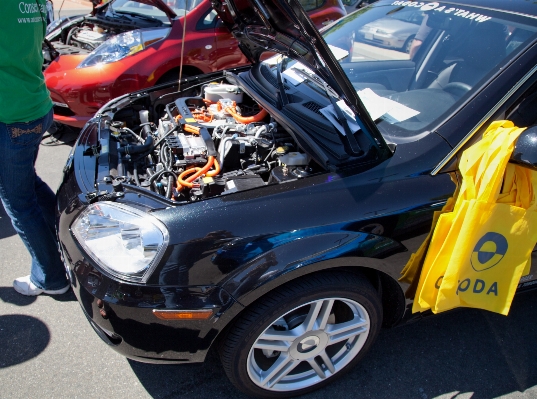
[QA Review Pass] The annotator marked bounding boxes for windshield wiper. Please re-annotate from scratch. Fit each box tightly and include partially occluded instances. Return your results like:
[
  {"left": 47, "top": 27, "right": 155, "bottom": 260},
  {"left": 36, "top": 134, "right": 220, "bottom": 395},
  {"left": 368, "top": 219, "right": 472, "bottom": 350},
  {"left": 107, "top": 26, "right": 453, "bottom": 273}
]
[{"left": 275, "top": 58, "right": 289, "bottom": 109}]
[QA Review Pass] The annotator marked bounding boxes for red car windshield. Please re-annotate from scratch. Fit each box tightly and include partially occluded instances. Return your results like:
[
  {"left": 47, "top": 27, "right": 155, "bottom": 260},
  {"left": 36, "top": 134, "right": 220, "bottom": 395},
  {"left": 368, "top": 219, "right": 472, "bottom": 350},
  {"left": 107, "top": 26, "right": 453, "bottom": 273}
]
[{"left": 111, "top": 0, "right": 203, "bottom": 21}]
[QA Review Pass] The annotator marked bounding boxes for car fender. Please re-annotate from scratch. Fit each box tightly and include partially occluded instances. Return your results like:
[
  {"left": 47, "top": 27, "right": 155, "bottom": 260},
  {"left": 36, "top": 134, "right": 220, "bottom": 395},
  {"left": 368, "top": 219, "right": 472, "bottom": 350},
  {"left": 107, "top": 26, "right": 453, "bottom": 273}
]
[
  {"left": 210, "top": 233, "right": 408, "bottom": 341},
  {"left": 218, "top": 230, "right": 407, "bottom": 308}
]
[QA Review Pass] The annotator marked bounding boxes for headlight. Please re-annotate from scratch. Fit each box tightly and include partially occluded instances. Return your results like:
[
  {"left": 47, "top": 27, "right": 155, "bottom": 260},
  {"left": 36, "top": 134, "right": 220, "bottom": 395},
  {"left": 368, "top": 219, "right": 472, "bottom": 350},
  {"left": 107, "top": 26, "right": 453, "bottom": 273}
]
[
  {"left": 72, "top": 202, "right": 169, "bottom": 283},
  {"left": 77, "top": 27, "right": 171, "bottom": 68}
]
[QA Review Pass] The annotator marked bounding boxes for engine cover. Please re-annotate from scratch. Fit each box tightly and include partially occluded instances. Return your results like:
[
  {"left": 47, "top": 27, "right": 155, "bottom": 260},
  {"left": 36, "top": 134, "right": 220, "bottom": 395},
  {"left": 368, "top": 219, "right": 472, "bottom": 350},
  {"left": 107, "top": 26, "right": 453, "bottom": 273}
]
[{"left": 72, "top": 29, "right": 111, "bottom": 50}]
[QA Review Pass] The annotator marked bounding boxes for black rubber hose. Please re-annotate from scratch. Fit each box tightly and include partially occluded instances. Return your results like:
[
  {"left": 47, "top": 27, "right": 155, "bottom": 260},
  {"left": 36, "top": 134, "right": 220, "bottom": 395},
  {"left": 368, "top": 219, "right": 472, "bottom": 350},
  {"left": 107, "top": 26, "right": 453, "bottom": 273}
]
[
  {"left": 118, "top": 135, "right": 154, "bottom": 156},
  {"left": 149, "top": 168, "right": 177, "bottom": 185},
  {"left": 166, "top": 175, "right": 174, "bottom": 199},
  {"left": 133, "top": 164, "right": 141, "bottom": 186}
]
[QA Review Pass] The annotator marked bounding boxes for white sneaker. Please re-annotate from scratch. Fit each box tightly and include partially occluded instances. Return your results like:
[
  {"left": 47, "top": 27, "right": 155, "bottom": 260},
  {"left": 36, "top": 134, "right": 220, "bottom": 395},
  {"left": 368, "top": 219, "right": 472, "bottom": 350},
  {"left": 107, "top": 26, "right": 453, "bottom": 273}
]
[{"left": 13, "top": 275, "right": 70, "bottom": 296}]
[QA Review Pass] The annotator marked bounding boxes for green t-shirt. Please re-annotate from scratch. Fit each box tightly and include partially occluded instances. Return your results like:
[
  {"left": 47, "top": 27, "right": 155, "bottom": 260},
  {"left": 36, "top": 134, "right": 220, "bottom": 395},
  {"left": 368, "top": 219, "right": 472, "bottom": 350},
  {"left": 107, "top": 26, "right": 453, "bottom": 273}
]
[{"left": 0, "top": 0, "right": 52, "bottom": 124}]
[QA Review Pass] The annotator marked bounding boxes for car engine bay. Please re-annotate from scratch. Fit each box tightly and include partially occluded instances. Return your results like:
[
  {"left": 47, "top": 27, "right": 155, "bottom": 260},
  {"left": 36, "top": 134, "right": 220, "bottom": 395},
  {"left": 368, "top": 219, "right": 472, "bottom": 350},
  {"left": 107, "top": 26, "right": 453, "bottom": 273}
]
[{"left": 104, "top": 81, "right": 318, "bottom": 202}]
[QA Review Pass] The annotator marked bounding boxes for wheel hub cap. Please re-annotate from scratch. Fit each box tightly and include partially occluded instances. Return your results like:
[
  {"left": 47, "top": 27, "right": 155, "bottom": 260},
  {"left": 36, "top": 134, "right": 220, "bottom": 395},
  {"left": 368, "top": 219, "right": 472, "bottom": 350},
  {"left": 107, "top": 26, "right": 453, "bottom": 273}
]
[
  {"left": 298, "top": 336, "right": 320, "bottom": 353},
  {"left": 289, "top": 331, "right": 328, "bottom": 360}
]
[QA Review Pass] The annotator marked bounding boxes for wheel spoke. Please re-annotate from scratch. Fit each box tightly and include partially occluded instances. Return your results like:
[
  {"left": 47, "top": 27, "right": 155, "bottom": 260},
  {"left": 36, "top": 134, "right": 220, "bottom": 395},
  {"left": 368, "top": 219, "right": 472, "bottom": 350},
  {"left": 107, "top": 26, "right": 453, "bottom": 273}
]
[
  {"left": 261, "top": 354, "right": 301, "bottom": 388},
  {"left": 303, "top": 300, "right": 323, "bottom": 331},
  {"left": 253, "top": 339, "right": 289, "bottom": 353},
  {"left": 317, "top": 299, "right": 335, "bottom": 330},
  {"left": 303, "top": 299, "right": 335, "bottom": 332},
  {"left": 326, "top": 317, "right": 368, "bottom": 345},
  {"left": 260, "top": 327, "right": 300, "bottom": 342},
  {"left": 307, "top": 359, "right": 327, "bottom": 379},
  {"left": 319, "top": 350, "right": 336, "bottom": 374}
]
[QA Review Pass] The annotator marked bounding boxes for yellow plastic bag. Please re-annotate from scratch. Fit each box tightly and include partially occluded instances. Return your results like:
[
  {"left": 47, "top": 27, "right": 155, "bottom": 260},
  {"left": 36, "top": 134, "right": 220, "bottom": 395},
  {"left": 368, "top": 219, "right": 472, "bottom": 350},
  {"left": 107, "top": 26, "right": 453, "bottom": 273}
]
[
  {"left": 399, "top": 192, "right": 457, "bottom": 300},
  {"left": 411, "top": 120, "right": 537, "bottom": 315}
]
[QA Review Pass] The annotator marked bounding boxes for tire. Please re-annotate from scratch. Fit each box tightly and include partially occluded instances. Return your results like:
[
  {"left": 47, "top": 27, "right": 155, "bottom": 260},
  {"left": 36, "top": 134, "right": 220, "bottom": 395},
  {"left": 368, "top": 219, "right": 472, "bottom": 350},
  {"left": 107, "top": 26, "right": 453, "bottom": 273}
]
[{"left": 219, "top": 272, "right": 382, "bottom": 398}]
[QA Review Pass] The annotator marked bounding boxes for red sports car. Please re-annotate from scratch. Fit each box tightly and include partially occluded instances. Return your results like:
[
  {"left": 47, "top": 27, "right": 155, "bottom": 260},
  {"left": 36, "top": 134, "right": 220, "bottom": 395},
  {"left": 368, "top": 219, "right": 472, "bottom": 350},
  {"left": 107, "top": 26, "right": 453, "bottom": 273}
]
[{"left": 44, "top": 0, "right": 346, "bottom": 128}]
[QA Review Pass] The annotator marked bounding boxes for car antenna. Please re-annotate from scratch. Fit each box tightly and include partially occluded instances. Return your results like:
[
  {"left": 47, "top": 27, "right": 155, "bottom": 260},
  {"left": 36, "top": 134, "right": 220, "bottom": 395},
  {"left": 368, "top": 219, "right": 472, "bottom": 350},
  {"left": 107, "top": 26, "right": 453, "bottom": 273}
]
[
  {"left": 57, "top": 0, "right": 66, "bottom": 20},
  {"left": 178, "top": 0, "right": 188, "bottom": 91}
]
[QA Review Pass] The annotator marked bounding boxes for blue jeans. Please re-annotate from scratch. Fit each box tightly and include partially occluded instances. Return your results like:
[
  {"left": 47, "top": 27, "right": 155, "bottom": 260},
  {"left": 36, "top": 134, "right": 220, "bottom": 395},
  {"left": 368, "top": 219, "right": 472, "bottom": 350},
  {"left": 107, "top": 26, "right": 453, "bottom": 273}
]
[{"left": 0, "top": 109, "right": 68, "bottom": 290}]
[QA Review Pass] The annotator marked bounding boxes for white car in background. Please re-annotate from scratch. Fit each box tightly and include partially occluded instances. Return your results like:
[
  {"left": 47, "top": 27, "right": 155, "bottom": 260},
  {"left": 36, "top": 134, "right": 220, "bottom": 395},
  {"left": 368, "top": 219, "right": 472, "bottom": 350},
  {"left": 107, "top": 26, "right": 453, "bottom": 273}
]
[{"left": 358, "top": 7, "right": 424, "bottom": 52}]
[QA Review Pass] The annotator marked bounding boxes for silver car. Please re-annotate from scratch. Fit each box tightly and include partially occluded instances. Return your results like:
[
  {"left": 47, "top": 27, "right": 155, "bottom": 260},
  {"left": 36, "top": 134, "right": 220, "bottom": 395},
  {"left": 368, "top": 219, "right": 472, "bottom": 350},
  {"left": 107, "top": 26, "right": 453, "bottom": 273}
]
[{"left": 358, "top": 7, "right": 424, "bottom": 52}]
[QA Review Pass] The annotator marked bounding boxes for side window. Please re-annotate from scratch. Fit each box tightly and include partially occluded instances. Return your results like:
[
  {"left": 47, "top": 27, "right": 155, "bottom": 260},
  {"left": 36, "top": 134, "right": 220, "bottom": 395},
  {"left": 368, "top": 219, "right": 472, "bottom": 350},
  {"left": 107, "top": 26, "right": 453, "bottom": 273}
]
[
  {"left": 299, "top": 0, "right": 326, "bottom": 12},
  {"left": 196, "top": 9, "right": 219, "bottom": 30}
]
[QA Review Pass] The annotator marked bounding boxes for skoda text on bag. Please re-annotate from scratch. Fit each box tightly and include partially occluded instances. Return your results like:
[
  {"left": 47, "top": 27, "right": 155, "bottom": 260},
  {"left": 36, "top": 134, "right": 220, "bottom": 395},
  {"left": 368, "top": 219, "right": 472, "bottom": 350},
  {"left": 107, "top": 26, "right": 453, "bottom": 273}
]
[{"left": 435, "top": 276, "right": 498, "bottom": 296}]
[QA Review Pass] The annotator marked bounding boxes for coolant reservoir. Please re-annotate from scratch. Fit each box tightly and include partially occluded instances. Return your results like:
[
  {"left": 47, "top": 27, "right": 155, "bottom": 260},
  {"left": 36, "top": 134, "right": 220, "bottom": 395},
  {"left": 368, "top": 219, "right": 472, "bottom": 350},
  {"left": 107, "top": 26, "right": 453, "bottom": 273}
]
[
  {"left": 204, "top": 84, "right": 243, "bottom": 103},
  {"left": 279, "top": 152, "right": 309, "bottom": 166}
]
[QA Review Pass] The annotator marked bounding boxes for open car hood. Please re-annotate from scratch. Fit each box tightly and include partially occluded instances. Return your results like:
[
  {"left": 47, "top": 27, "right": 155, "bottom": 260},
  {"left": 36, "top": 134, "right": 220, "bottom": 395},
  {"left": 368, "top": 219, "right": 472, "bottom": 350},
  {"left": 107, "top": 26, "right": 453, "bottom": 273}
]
[{"left": 211, "top": 0, "right": 392, "bottom": 157}]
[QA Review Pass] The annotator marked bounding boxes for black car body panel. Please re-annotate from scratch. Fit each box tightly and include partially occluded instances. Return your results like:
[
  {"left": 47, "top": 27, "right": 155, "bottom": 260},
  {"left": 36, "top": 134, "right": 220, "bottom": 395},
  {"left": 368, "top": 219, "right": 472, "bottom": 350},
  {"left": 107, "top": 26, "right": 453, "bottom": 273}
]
[
  {"left": 58, "top": 131, "right": 453, "bottom": 363},
  {"left": 56, "top": 0, "right": 537, "bottom": 394}
]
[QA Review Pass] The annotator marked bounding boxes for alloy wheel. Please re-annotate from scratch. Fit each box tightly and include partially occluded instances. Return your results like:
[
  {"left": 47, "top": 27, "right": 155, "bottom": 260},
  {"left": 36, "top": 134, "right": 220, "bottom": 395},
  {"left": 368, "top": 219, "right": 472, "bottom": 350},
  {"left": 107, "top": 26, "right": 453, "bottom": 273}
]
[{"left": 246, "top": 297, "right": 370, "bottom": 391}]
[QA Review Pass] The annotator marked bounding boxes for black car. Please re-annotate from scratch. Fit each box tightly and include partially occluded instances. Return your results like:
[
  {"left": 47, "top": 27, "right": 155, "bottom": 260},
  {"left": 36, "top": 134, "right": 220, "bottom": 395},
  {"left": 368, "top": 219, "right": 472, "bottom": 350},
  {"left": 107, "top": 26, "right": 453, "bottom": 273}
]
[{"left": 56, "top": 0, "right": 537, "bottom": 397}]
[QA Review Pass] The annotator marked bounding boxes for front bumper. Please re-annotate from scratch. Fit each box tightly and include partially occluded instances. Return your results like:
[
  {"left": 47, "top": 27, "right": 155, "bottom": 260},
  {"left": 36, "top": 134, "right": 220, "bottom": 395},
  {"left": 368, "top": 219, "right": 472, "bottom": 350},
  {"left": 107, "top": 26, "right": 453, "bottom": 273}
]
[
  {"left": 45, "top": 55, "right": 144, "bottom": 128},
  {"left": 64, "top": 257, "right": 232, "bottom": 363}
]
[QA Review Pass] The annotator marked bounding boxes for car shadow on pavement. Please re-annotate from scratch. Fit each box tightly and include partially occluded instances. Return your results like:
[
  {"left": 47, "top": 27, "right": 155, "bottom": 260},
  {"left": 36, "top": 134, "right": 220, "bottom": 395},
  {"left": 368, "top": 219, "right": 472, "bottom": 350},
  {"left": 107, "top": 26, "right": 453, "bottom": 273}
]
[
  {"left": 0, "top": 314, "right": 50, "bottom": 368},
  {"left": 128, "top": 350, "right": 250, "bottom": 399},
  {"left": 128, "top": 289, "right": 537, "bottom": 399}
]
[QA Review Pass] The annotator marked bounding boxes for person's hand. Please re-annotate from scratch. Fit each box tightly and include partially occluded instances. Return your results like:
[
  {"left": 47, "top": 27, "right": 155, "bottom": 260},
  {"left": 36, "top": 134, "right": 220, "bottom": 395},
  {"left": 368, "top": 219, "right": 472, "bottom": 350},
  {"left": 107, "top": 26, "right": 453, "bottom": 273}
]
[{"left": 409, "top": 38, "right": 423, "bottom": 59}]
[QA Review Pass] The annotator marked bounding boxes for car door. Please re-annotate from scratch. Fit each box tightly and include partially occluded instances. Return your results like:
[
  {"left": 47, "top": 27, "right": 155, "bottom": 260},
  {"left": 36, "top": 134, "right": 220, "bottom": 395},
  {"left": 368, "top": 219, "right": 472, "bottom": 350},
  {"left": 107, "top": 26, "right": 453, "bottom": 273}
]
[{"left": 431, "top": 43, "right": 537, "bottom": 293}]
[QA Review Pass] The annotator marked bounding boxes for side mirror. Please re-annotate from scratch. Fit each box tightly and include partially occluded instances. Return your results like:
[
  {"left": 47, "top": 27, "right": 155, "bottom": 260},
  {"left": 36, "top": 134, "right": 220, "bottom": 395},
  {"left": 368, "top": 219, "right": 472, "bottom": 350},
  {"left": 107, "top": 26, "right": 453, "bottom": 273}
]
[{"left": 510, "top": 126, "right": 537, "bottom": 171}]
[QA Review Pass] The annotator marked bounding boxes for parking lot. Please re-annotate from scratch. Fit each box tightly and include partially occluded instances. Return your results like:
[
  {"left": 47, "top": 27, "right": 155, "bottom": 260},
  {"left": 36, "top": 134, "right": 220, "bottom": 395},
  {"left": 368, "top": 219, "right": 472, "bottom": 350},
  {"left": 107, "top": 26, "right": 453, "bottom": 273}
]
[
  {"left": 2, "top": 0, "right": 537, "bottom": 397},
  {"left": 0, "top": 129, "right": 537, "bottom": 398}
]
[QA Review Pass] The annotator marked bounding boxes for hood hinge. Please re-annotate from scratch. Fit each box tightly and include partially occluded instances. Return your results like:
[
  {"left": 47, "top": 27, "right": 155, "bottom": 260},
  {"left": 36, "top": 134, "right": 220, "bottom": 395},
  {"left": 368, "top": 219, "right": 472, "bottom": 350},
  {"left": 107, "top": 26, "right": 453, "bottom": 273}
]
[{"left": 85, "top": 190, "right": 124, "bottom": 204}]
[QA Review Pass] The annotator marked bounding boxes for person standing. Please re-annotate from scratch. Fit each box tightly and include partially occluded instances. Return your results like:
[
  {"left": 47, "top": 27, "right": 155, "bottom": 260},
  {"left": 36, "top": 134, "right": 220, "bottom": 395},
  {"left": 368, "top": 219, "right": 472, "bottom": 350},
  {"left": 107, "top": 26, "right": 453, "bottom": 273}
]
[{"left": 0, "top": 0, "right": 69, "bottom": 296}]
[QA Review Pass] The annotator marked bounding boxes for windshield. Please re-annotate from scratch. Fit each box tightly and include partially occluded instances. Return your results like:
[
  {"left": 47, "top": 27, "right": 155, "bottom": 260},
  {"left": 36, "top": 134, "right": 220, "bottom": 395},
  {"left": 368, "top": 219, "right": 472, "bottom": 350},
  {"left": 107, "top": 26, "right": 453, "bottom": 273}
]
[
  {"left": 110, "top": 0, "right": 203, "bottom": 21},
  {"left": 270, "top": 0, "right": 537, "bottom": 139}
]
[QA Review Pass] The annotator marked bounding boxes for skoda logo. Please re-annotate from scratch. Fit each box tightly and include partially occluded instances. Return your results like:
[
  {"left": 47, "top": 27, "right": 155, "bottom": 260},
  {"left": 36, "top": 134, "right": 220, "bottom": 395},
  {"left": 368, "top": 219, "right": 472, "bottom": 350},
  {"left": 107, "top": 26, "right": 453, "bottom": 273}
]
[{"left": 470, "top": 232, "right": 508, "bottom": 272}]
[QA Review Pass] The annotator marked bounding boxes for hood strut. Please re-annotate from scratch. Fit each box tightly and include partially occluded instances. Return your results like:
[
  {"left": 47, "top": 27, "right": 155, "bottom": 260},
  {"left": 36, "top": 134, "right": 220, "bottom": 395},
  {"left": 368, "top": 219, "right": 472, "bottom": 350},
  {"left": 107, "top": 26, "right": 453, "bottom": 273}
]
[{"left": 178, "top": 1, "right": 188, "bottom": 91}]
